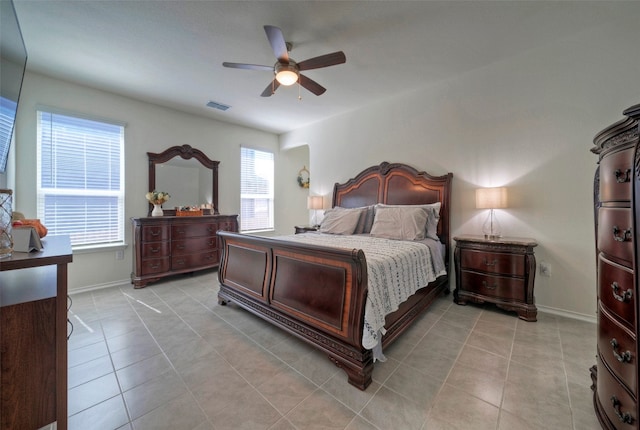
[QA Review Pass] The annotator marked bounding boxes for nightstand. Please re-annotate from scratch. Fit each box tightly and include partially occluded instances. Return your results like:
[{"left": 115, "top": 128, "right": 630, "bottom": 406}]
[
  {"left": 294, "top": 225, "right": 319, "bottom": 234},
  {"left": 453, "top": 235, "right": 538, "bottom": 321}
]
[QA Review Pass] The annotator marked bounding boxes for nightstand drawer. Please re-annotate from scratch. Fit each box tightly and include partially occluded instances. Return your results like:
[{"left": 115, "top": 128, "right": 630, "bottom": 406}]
[
  {"left": 459, "top": 270, "right": 524, "bottom": 301},
  {"left": 460, "top": 249, "right": 525, "bottom": 276},
  {"left": 597, "top": 355, "right": 637, "bottom": 430}
]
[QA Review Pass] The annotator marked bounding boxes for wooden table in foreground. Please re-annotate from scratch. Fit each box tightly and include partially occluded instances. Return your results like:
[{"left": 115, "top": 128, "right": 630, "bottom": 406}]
[{"left": 0, "top": 235, "right": 72, "bottom": 430}]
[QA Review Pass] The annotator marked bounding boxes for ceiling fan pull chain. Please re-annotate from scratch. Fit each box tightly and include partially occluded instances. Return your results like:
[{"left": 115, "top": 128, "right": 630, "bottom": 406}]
[{"left": 298, "top": 80, "right": 302, "bottom": 101}]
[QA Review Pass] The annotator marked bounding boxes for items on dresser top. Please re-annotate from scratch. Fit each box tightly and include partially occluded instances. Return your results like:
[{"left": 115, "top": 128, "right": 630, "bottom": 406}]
[
  {"left": 453, "top": 234, "right": 537, "bottom": 322},
  {"left": 591, "top": 103, "right": 640, "bottom": 430}
]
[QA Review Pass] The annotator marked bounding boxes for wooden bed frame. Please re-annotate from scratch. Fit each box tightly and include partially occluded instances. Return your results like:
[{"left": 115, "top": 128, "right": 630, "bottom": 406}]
[{"left": 217, "top": 162, "right": 453, "bottom": 389}]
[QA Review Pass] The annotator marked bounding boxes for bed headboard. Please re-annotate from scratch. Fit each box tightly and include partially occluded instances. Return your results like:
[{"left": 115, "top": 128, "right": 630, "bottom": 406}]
[{"left": 332, "top": 162, "right": 454, "bottom": 263}]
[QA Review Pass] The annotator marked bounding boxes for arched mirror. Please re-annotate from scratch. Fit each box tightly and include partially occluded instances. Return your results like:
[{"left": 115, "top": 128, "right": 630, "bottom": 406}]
[{"left": 147, "top": 145, "right": 219, "bottom": 216}]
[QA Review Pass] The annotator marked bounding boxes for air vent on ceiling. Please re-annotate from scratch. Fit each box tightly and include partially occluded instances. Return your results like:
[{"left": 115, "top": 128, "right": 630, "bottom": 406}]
[{"left": 206, "top": 101, "right": 231, "bottom": 111}]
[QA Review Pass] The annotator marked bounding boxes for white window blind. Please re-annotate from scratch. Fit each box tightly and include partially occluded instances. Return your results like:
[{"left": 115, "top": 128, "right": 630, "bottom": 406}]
[
  {"left": 240, "top": 146, "right": 274, "bottom": 232},
  {"left": 37, "top": 110, "right": 125, "bottom": 248}
]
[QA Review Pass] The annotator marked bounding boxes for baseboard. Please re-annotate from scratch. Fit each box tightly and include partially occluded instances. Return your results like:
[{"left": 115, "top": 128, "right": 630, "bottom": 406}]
[
  {"left": 69, "top": 279, "right": 130, "bottom": 295},
  {"left": 537, "top": 304, "right": 597, "bottom": 324}
]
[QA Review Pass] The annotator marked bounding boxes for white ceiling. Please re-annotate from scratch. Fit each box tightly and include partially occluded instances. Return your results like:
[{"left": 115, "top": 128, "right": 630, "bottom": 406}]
[{"left": 11, "top": 0, "right": 636, "bottom": 134}]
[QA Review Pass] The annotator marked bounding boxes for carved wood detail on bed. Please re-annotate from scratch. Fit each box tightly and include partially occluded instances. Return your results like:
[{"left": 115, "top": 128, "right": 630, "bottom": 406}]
[{"left": 217, "top": 162, "right": 453, "bottom": 390}]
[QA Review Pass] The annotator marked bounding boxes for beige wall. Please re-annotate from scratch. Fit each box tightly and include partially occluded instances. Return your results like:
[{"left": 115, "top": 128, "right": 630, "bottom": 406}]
[
  {"left": 11, "top": 72, "right": 308, "bottom": 292},
  {"left": 280, "top": 11, "right": 640, "bottom": 320}
]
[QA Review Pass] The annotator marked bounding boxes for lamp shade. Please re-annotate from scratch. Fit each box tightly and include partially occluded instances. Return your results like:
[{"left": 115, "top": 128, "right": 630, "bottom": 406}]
[
  {"left": 475, "top": 187, "right": 508, "bottom": 209},
  {"left": 307, "top": 195, "right": 323, "bottom": 210}
]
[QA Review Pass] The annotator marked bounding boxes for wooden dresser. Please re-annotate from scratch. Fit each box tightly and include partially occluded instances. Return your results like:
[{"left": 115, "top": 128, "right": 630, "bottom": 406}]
[
  {"left": 453, "top": 235, "right": 537, "bottom": 321},
  {"left": 131, "top": 215, "right": 238, "bottom": 288},
  {"left": 0, "top": 235, "right": 72, "bottom": 430},
  {"left": 591, "top": 104, "right": 640, "bottom": 429}
]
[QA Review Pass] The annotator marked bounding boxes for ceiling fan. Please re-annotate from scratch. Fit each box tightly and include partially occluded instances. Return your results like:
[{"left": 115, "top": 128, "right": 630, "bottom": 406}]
[{"left": 222, "top": 25, "right": 346, "bottom": 97}]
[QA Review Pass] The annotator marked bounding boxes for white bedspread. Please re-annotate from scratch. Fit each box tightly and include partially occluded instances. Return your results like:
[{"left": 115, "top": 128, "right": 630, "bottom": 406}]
[{"left": 278, "top": 233, "right": 446, "bottom": 356}]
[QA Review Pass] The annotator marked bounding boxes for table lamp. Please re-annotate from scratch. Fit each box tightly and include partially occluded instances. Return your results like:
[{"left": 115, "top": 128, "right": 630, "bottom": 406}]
[
  {"left": 475, "top": 187, "right": 508, "bottom": 239},
  {"left": 307, "top": 195, "right": 323, "bottom": 227}
]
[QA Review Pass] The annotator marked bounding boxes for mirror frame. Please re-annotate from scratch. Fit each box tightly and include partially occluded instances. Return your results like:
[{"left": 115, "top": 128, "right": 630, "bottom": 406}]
[{"left": 147, "top": 144, "right": 219, "bottom": 216}]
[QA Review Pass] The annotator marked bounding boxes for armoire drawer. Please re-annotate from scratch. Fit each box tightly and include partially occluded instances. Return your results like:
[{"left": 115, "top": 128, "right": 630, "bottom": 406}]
[
  {"left": 599, "top": 254, "right": 636, "bottom": 329},
  {"left": 597, "top": 355, "right": 637, "bottom": 430},
  {"left": 458, "top": 271, "right": 524, "bottom": 301},
  {"left": 141, "top": 241, "right": 170, "bottom": 259},
  {"left": 172, "top": 222, "right": 217, "bottom": 239},
  {"left": 459, "top": 249, "right": 525, "bottom": 276},
  {"left": 600, "top": 146, "right": 634, "bottom": 203},
  {"left": 598, "top": 207, "right": 634, "bottom": 264},
  {"left": 141, "top": 224, "right": 170, "bottom": 242},
  {"left": 171, "top": 251, "right": 218, "bottom": 270},
  {"left": 140, "top": 257, "right": 170, "bottom": 275},
  {"left": 598, "top": 305, "right": 637, "bottom": 394},
  {"left": 172, "top": 236, "right": 216, "bottom": 256}
]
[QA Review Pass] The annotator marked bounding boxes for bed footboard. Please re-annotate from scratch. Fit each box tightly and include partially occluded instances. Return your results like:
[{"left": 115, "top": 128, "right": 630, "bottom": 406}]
[{"left": 217, "top": 231, "right": 374, "bottom": 389}]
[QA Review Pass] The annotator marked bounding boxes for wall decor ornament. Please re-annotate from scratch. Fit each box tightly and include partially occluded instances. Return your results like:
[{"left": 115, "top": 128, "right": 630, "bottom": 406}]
[{"left": 297, "top": 166, "right": 310, "bottom": 188}]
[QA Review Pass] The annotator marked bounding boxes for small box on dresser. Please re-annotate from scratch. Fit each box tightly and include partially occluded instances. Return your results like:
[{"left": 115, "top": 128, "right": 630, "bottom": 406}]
[
  {"left": 453, "top": 234, "right": 538, "bottom": 322},
  {"left": 591, "top": 104, "right": 640, "bottom": 430}
]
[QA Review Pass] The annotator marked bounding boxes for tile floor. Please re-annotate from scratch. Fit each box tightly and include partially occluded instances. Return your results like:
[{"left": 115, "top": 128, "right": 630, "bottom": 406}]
[{"left": 62, "top": 270, "right": 601, "bottom": 430}]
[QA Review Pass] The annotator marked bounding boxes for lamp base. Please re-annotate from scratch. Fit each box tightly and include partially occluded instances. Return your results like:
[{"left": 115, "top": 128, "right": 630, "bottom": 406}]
[
  {"left": 482, "top": 209, "right": 502, "bottom": 240},
  {"left": 483, "top": 234, "right": 501, "bottom": 240}
]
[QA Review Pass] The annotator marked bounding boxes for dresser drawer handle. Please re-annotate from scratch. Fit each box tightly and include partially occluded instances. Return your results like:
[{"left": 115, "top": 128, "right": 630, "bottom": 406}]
[
  {"left": 150, "top": 247, "right": 160, "bottom": 253},
  {"left": 611, "top": 396, "right": 634, "bottom": 424},
  {"left": 612, "top": 226, "right": 632, "bottom": 242},
  {"left": 483, "top": 258, "right": 498, "bottom": 267},
  {"left": 177, "top": 244, "right": 185, "bottom": 250},
  {"left": 150, "top": 230, "right": 161, "bottom": 237},
  {"left": 611, "top": 282, "right": 633, "bottom": 303},
  {"left": 615, "top": 168, "right": 632, "bottom": 183},
  {"left": 610, "top": 338, "right": 633, "bottom": 363},
  {"left": 150, "top": 263, "right": 160, "bottom": 269},
  {"left": 481, "top": 280, "right": 497, "bottom": 290}
]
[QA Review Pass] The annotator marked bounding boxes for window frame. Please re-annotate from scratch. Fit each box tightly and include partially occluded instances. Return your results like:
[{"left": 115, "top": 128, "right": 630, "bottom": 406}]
[
  {"left": 240, "top": 145, "right": 275, "bottom": 233},
  {"left": 36, "top": 107, "right": 126, "bottom": 250}
]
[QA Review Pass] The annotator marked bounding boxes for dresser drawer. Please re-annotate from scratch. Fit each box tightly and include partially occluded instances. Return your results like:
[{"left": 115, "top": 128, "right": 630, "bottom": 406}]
[
  {"left": 600, "top": 147, "right": 633, "bottom": 203},
  {"left": 599, "top": 255, "right": 636, "bottom": 329},
  {"left": 171, "top": 251, "right": 218, "bottom": 270},
  {"left": 459, "top": 271, "right": 524, "bottom": 301},
  {"left": 172, "top": 222, "right": 217, "bottom": 239},
  {"left": 598, "top": 207, "right": 634, "bottom": 265},
  {"left": 172, "top": 236, "right": 216, "bottom": 256},
  {"left": 459, "top": 249, "right": 525, "bottom": 277},
  {"left": 141, "top": 225, "right": 170, "bottom": 242},
  {"left": 597, "top": 355, "right": 637, "bottom": 429},
  {"left": 140, "top": 257, "right": 170, "bottom": 275},
  {"left": 141, "top": 241, "right": 170, "bottom": 259},
  {"left": 598, "top": 305, "right": 637, "bottom": 394}
]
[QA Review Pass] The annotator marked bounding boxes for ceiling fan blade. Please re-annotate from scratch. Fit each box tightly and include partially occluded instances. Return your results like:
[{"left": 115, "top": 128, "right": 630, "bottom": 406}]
[
  {"left": 299, "top": 74, "right": 326, "bottom": 96},
  {"left": 264, "top": 25, "right": 289, "bottom": 63},
  {"left": 260, "top": 79, "right": 280, "bottom": 97},
  {"left": 297, "top": 51, "right": 346, "bottom": 71},
  {"left": 222, "top": 62, "right": 273, "bottom": 72}
]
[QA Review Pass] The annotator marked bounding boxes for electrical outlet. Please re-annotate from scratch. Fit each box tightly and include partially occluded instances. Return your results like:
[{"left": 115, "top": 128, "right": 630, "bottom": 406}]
[
  {"left": 539, "top": 261, "right": 551, "bottom": 277},
  {"left": 115, "top": 250, "right": 124, "bottom": 260}
]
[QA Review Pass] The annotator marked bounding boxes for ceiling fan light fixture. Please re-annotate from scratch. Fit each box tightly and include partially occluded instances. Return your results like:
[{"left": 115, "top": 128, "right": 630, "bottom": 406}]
[{"left": 275, "top": 64, "right": 298, "bottom": 86}]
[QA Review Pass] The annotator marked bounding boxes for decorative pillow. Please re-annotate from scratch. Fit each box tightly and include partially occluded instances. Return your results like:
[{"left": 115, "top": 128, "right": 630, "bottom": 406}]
[
  {"left": 370, "top": 206, "right": 429, "bottom": 240},
  {"left": 376, "top": 202, "right": 441, "bottom": 240},
  {"left": 354, "top": 205, "right": 376, "bottom": 234},
  {"left": 319, "top": 207, "right": 363, "bottom": 235}
]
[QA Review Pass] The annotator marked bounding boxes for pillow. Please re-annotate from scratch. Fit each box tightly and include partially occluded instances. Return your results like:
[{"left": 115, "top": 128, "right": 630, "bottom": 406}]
[
  {"left": 319, "top": 207, "right": 363, "bottom": 235},
  {"left": 354, "top": 205, "right": 375, "bottom": 234},
  {"left": 375, "top": 202, "right": 441, "bottom": 240},
  {"left": 370, "top": 206, "right": 429, "bottom": 240}
]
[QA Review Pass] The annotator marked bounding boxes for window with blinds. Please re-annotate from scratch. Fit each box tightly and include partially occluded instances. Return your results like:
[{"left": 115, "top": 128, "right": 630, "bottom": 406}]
[
  {"left": 37, "top": 110, "right": 125, "bottom": 248},
  {"left": 240, "top": 146, "right": 274, "bottom": 232}
]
